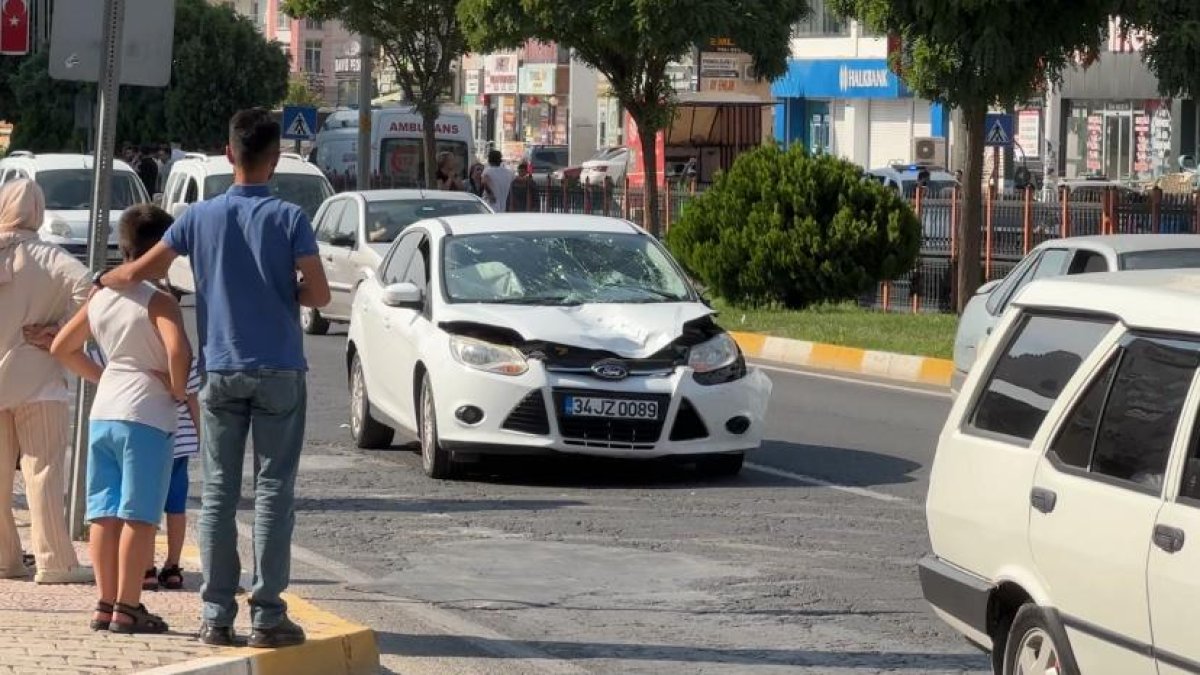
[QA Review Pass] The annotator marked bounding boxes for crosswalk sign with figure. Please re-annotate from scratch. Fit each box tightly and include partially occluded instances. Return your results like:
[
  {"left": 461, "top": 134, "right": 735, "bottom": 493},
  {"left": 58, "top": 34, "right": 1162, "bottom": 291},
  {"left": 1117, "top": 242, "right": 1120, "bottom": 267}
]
[
  {"left": 282, "top": 105, "right": 318, "bottom": 141},
  {"left": 984, "top": 113, "right": 1013, "bottom": 148}
]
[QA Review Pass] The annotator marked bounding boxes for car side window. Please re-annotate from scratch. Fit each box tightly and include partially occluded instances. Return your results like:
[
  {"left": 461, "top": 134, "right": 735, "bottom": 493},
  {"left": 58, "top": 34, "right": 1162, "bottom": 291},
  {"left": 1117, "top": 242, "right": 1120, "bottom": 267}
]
[
  {"left": 1051, "top": 335, "right": 1200, "bottom": 493},
  {"left": 382, "top": 231, "right": 422, "bottom": 285},
  {"left": 1068, "top": 249, "right": 1108, "bottom": 275},
  {"left": 315, "top": 201, "right": 346, "bottom": 243},
  {"left": 335, "top": 201, "right": 360, "bottom": 246},
  {"left": 968, "top": 313, "right": 1114, "bottom": 444},
  {"left": 404, "top": 237, "right": 430, "bottom": 291},
  {"left": 1180, "top": 416, "right": 1200, "bottom": 503},
  {"left": 184, "top": 178, "right": 200, "bottom": 204},
  {"left": 987, "top": 252, "right": 1041, "bottom": 316},
  {"left": 1030, "top": 248, "right": 1070, "bottom": 282}
]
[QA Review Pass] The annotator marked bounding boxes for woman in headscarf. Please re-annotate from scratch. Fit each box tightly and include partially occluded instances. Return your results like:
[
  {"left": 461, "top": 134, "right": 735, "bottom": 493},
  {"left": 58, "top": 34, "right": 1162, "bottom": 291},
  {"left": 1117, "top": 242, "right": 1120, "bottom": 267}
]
[{"left": 0, "top": 179, "right": 93, "bottom": 584}]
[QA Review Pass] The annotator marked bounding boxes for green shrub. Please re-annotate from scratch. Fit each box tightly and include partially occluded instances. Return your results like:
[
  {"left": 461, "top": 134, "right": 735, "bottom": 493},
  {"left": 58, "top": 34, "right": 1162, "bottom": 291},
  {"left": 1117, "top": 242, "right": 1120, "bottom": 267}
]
[{"left": 667, "top": 144, "right": 920, "bottom": 309}]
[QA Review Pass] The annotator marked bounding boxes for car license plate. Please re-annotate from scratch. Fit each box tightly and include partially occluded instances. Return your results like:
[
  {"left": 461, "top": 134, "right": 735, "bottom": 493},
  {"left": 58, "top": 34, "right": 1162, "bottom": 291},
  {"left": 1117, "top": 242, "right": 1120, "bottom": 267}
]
[{"left": 563, "top": 397, "right": 658, "bottom": 420}]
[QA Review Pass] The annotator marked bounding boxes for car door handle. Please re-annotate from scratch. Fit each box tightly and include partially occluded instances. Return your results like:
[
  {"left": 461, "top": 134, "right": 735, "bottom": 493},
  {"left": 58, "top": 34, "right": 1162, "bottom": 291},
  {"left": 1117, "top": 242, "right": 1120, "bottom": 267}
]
[
  {"left": 1031, "top": 487, "right": 1057, "bottom": 514},
  {"left": 1154, "top": 525, "right": 1186, "bottom": 554}
]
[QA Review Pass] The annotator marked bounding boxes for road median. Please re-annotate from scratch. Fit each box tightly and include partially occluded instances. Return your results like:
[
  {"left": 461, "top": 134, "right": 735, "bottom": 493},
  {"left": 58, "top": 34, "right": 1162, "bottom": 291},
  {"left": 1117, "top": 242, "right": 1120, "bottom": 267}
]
[{"left": 732, "top": 331, "right": 954, "bottom": 387}]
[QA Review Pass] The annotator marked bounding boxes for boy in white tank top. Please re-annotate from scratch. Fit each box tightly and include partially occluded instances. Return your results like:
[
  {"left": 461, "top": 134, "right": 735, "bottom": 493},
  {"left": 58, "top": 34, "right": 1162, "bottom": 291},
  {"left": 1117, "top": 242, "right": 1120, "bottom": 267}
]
[{"left": 51, "top": 205, "right": 191, "bottom": 635}]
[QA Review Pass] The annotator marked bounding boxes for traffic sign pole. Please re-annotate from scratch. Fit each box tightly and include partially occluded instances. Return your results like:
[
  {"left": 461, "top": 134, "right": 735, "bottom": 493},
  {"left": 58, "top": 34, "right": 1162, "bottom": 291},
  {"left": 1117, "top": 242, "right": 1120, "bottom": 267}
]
[{"left": 68, "top": 0, "right": 124, "bottom": 541}]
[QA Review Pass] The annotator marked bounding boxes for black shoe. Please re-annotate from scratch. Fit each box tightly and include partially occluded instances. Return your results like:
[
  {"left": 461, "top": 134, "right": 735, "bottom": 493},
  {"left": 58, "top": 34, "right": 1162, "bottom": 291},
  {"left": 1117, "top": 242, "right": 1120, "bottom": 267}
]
[
  {"left": 199, "top": 622, "right": 239, "bottom": 646},
  {"left": 248, "top": 616, "right": 306, "bottom": 648}
]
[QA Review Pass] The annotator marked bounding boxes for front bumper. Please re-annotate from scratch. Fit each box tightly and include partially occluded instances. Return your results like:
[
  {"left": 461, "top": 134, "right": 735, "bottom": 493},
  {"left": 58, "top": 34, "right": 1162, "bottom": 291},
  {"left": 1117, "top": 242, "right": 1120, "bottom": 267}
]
[{"left": 431, "top": 361, "right": 772, "bottom": 459}]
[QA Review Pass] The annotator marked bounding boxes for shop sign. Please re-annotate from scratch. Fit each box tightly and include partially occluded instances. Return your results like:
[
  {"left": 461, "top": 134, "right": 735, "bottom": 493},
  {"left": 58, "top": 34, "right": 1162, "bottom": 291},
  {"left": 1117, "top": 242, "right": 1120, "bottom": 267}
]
[
  {"left": 484, "top": 54, "right": 518, "bottom": 94},
  {"left": 1017, "top": 110, "right": 1040, "bottom": 158},
  {"left": 624, "top": 113, "right": 665, "bottom": 189},
  {"left": 464, "top": 69, "right": 481, "bottom": 95},
  {"left": 772, "top": 59, "right": 906, "bottom": 99},
  {"left": 666, "top": 63, "right": 695, "bottom": 93},
  {"left": 523, "top": 39, "right": 558, "bottom": 63},
  {"left": 1108, "top": 16, "right": 1150, "bottom": 54},
  {"left": 1086, "top": 115, "right": 1103, "bottom": 173},
  {"left": 838, "top": 65, "right": 890, "bottom": 91},
  {"left": 705, "top": 36, "right": 739, "bottom": 53},
  {"left": 700, "top": 54, "right": 739, "bottom": 80},
  {"left": 1135, "top": 112, "right": 1151, "bottom": 173},
  {"left": 518, "top": 64, "right": 556, "bottom": 95}
]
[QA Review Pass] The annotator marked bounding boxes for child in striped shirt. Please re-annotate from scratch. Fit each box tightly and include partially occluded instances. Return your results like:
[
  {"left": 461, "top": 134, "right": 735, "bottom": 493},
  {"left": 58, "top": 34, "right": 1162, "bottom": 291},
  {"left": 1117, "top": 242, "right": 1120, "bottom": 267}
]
[{"left": 88, "top": 344, "right": 200, "bottom": 591}]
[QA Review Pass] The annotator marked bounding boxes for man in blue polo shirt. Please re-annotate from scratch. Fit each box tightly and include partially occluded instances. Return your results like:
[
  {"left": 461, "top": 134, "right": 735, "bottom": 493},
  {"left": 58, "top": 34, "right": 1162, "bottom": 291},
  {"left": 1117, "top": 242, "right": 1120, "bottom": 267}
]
[{"left": 99, "top": 108, "right": 330, "bottom": 648}]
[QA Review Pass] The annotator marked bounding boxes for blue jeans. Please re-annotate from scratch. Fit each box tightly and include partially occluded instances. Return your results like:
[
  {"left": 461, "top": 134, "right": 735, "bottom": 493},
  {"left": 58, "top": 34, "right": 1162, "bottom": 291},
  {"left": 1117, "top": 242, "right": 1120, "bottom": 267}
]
[{"left": 198, "top": 369, "right": 306, "bottom": 629}]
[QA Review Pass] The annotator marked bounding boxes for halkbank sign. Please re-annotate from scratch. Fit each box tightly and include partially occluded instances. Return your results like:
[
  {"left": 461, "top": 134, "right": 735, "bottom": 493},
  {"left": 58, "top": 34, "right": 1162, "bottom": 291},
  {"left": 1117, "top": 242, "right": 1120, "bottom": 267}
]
[{"left": 772, "top": 58, "right": 908, "bottom": 99}]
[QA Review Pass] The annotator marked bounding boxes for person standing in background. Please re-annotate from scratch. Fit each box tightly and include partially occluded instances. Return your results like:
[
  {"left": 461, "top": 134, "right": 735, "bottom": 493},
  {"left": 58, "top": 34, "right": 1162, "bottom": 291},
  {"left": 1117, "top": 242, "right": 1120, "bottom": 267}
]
[
  {"left": 481, "top": 150, "right": 515, "bottom": 213},
  {"left": 0, "top": 179, "right": 93, "bottom": 585}
]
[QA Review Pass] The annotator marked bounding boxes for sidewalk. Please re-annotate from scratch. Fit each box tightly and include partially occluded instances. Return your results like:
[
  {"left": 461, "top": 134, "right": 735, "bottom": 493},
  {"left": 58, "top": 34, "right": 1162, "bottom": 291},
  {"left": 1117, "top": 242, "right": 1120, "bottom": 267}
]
[
  {"left": 731, "top": 331, "right": 955, "bottom": 387},
  {"left": 0, "top": 508, "right": 378, "bottom": 674}
]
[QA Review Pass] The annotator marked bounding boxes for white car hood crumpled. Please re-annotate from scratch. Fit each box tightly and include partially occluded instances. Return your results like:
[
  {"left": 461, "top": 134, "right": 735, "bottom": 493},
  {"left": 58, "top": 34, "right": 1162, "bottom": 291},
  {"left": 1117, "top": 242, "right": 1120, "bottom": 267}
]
[{"left": 437, "top": 302, "right": 716, "bottom": 359}]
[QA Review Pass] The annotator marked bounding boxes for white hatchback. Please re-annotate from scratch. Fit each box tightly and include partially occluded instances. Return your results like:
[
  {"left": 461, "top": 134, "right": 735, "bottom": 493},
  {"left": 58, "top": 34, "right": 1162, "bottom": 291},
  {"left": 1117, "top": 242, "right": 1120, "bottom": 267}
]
[
  {"left": 923, "top": 270, "right": 1200, "bottom": 675},
  {"left": 346, "top": 214, "right": 772, "bottom": 479}
]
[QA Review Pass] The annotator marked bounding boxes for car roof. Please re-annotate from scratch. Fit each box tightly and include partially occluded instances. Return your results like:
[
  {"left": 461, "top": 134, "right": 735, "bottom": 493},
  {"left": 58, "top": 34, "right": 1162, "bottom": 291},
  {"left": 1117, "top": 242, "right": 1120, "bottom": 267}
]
[
  {"left": 170, "top": 153, "right": 325, "bottom": 178},
  {"left": 2, "top": 152, "right": 137, "bottom": 174},
  {"left": 1016, "top": 270, "right": 1200, "bottom": 335},
  {"left": 1035, "top": 234, "right": 1200, "bottom": 255},
  {"left": 427, "top": 213, "right": 643, "bottom": 236},
  {"left": 341, "top": 189, "right": 484, "bottom": 203}
]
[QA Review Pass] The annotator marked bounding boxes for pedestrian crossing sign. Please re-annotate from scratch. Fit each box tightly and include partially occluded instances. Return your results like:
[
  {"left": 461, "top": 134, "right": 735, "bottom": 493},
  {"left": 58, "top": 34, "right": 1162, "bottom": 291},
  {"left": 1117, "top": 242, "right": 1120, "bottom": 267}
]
[
  {"left": 984, "top": 113, "right": 1013, "bottom": 147},
  {"left": 282, "top": 105, "right": 318, "bottom": 140}
]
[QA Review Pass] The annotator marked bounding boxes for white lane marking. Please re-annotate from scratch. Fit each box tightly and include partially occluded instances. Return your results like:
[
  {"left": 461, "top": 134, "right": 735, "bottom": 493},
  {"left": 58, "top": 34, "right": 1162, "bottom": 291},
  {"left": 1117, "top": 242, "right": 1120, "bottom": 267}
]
[
  {"left": 233, "top": 520, "right": 589, "bottom": 675},
  {"left": 745, "top": 462, "right": 914, "bottom": 505},
  {"left": 751, "top": 361, "right": 954, "bottom": 400}
]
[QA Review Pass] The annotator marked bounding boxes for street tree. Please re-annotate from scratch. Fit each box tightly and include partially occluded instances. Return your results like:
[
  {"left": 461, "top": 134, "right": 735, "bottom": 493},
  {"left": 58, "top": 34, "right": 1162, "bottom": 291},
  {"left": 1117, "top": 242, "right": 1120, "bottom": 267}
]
[
  {"left": 1119, "top": 2, "right": 1200, "bottom": 103},
  {"left": 285, "top": 0, "right": 469, "bottom": 188},
  {"left": 830, "top": 0, "right": 1115, "bottom": 312},
  {"left": 283, "top": 74, "right": 324, "bottom": 108},
  {"left": 458, "top": 0, "right": 808, "bottom": 237}
]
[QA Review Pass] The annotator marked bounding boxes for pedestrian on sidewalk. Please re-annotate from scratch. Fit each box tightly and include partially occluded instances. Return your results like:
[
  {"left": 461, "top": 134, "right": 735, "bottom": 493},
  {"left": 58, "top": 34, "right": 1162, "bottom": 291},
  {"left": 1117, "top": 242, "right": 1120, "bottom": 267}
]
[
  {"left": 482, "top": 149, "right": 515, "bottom": 213},
  {"left": 51, "top": 204, "right": 190, "bottom": 634},
  {"left": 84, "top": 343, "right": 200, "bottom": 592},
  {"left": 0, "top": 179, "right": 94, "bottom": 586},
  {"left": 98, "top": 108, "right": 331, "bottom": 648}
]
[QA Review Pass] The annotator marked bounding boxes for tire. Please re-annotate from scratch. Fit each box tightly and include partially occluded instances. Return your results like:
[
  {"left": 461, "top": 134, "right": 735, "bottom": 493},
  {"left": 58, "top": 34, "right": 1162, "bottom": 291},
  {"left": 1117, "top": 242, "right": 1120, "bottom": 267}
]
[
  {"left": 418, "top": 373, "right": 457, "bottom": 479},
  {"left": 300, "top": 306, "right": 329, "bottom": 335},
  {"left": 1002, "top": 604, "right": 1080, "bottom": 675},
  {"left": 696, "top": 452, "right": 745, "bottom": 478},
  {"left": 349, "top": 354, "right": 394, "bottom": 449}
]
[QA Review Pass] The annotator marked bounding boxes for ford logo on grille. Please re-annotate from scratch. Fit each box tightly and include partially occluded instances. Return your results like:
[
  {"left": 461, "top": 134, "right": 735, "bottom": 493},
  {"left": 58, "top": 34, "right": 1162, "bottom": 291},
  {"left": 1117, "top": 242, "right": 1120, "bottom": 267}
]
[{"left": 591, "top": 360, "right": 629, "bottom": 380}]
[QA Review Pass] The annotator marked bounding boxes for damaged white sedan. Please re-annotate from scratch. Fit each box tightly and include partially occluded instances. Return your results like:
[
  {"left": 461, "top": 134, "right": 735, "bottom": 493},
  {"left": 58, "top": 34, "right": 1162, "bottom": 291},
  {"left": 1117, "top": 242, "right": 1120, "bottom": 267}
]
[{"left": 345, "top": 213, "right": 772, "bottom": 479}]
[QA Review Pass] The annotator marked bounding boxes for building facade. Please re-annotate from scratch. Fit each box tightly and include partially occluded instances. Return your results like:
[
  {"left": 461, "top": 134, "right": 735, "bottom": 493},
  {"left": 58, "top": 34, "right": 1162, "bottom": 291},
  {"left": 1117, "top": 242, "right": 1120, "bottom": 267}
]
[{"left": 772, "top": 1, "right": 947, "bottom": 169}]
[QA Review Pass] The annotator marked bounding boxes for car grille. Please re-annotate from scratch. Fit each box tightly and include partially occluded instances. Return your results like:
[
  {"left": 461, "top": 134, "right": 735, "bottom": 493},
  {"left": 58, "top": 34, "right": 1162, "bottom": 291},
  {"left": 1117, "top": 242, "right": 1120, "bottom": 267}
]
[
  {"left": 668, "top": 399, "right": 708, "bottom": 441},
  {"left": 552, "top": 388, "right": 670, "bottom": 450},
  {"left": 501, "top": 391, "right": 551, "bottom": 435},
  {"left": 525, "top": 343, "right": 682, "bottom": 379}
]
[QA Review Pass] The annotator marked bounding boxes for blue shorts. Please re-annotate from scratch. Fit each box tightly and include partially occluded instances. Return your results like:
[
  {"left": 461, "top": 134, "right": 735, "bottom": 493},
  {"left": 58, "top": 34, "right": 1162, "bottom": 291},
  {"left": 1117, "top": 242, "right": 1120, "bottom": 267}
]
[
  {"left": 86, "top": 420, "right": 174, "bottom": 525},
  {"left": 164, "top": 457, "right": 190, "bottom": 515}
]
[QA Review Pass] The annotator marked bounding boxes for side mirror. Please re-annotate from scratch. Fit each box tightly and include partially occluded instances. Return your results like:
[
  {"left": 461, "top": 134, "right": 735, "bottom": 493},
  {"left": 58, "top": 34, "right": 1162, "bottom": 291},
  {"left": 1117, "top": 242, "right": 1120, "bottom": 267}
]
[
  {"left": 329, "top": 233, "right": 356, "bottom": 248},
  {"left": 381, "top": 282, "right": 423, "bottom": 310},
  {"left": 976, "top": 279, "right": 1002, "bottom": 296},
  {"left": 170, "top": 202, "right": 188, "bottom": 220}
]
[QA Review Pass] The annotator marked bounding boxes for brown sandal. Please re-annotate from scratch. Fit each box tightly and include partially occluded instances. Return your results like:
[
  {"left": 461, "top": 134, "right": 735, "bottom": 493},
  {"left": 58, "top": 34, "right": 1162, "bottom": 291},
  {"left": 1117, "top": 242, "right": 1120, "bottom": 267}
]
[
  {"left": 109, "top": 602, "right": 169, "bottom": 634},
  {"left": 90, "top": 601, "right": 114, "bottom": 631}
]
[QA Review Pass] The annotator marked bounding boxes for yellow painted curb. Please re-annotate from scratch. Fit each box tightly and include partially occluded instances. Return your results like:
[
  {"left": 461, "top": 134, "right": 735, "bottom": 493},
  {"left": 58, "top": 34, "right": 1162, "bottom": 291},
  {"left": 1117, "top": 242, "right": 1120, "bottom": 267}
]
[
  {"left": 732, "top": 332, "right": 953, "bottom": 388},
  {"left": 138, "top": 542, "right": 380, "bottom": 675}
]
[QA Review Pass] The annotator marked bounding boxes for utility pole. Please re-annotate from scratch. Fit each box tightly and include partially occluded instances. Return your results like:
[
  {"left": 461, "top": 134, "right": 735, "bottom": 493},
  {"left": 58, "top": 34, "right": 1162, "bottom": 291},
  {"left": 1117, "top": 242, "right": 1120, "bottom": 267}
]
[
  {"left": 68, "top": 0, "right": 125, "bottom": 540},
  {"left": 356, "top": 34, "right": 372, "bottom": 190}
]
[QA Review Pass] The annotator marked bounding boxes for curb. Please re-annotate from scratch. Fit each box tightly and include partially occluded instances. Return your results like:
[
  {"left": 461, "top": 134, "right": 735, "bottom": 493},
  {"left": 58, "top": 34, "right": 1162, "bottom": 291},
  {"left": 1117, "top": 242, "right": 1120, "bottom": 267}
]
[
  {"left": 731, "top": 331, "right": 953, "bottom": 387},
  {"left": 136, "top": 544, "right": 379, "bottom": 675}
]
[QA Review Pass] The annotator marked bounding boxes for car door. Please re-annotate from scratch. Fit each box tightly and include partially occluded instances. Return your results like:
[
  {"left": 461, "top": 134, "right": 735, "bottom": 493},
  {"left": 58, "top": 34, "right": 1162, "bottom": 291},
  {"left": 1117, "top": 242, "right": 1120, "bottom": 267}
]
[
  {"left": 1027, "top": 332, "right": 1200, "bottom": 674},
  {"left": 386, "top": 231, "right": 433, "bottom": 431},
  {"left": 325, "top": 199, "right": 361, "bottom": 320},
  {"left": 1148, "top": 376, "right": 1200, "bottom": 675},
  {"left": 314, "top": 200, "right": 349, "bottom": 318},
  {"left": 361, "top": 230, "right": 423, "bottom": 429}
]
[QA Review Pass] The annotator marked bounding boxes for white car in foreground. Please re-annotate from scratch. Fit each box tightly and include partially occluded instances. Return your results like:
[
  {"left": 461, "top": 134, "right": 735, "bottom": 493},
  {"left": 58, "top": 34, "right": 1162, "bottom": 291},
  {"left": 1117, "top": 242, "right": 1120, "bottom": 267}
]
[
  {"left": 924, "top": 270, "right": 1200, "bottom": 675},
  {"left": 346, "top": 214, "right": 772, "bottom": 479}
]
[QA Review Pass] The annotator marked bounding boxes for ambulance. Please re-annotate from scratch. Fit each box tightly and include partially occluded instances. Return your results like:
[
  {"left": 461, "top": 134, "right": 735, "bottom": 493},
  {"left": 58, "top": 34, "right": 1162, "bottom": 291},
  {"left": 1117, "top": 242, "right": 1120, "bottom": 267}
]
[{"left": 313, "top": 105, "right": 475, "bottom": 183}]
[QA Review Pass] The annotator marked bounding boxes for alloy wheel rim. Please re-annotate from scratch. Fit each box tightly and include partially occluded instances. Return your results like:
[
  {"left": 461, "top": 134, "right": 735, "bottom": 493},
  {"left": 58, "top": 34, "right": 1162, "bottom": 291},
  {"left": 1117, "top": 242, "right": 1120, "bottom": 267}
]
[
  {"left": 1015, "top": 627, "right": 1060, "bottom": 675},
  {"left": 350, "top": 363, "right": 364, "bottom": 439},
  {"left": 421, "top": 382, "right": 434, "bottom": 471}
]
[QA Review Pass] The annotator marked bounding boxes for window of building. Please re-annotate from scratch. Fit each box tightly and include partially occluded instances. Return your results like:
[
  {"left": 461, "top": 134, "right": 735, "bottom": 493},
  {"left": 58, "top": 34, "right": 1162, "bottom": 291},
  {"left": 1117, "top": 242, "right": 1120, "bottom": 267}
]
[
  {"left": 304, "top": 40, "right": 323, "bottom": 73},
  {"left": 276, "top": 9, "right": 291, "bottom": 30},
  {"left": 969, "top": 313, "right": 1114, "bottom": 443},
  {"left": 792, "top": 0, "right": 850, "bottom": 37},
  {"left": 305, "top": 18, "right": 324, "bottom": 30}
]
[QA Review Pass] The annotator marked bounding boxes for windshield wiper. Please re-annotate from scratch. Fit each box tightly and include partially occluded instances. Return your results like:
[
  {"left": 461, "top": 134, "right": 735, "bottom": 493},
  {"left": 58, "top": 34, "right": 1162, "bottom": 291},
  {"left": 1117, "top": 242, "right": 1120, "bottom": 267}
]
[{"left": 600, "top": 284, "right": 685, "bottom": 301}]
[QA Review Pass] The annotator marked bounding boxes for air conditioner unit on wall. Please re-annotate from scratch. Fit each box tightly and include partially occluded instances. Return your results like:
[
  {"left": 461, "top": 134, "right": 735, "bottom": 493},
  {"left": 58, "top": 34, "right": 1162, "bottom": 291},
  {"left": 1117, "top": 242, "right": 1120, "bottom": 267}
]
[{"left": 913, "top": 137, "right": 947, "bottom": 167}]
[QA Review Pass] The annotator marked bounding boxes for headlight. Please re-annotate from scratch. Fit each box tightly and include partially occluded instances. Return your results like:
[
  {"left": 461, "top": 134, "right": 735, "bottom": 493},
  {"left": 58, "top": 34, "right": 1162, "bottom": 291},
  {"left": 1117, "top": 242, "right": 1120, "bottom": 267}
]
[
  {"left": 46, "top": 219, "right": 74, "bottom": 239},
  {"left": 449, "top": 336, "right": 528, "bottom": 376},
  {"left": 689, "top": 332, "right": 746, "bottom": 385}
]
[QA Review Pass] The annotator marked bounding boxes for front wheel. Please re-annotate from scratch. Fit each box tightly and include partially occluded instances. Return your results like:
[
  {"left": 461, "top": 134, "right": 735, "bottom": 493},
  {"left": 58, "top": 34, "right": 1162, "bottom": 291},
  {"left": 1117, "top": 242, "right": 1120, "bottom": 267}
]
[
  {"left": 301, "top": 306, "right": 329, "bottom": 335},
  {"left": 350, "top": 354, "right": 394, "bottom": 449},
  {"left": 418, "top": 374, "right": 458, "bottom": 479},
  {"left": 1002, "top": 605, "right": 1079, "bottom": 675}
]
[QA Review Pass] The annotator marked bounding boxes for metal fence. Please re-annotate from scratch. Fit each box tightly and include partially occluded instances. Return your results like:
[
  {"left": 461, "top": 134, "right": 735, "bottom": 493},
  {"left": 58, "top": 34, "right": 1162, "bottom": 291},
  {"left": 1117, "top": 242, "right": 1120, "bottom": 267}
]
[{"left": 329, "top": 174, "right": 1200, "bottom": 314}]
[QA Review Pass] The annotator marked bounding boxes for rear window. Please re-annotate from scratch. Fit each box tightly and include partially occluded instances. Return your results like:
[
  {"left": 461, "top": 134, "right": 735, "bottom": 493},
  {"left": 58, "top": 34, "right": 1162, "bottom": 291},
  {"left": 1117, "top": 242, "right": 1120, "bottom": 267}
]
[
  {"left": 364, "top": 198, "right": 489, "bottom": 244},
  {"left": 1119, "top": 249, "right": 1200, "bottom": 271},
  {"left": 379, "top": 139, "right": 469, "bottom": 185},
  {"left": 204, "top": 174, "right": 332, "bottom": 220},
  {"left": 529, "top": 147, "right": 568, "bottom": 170}
]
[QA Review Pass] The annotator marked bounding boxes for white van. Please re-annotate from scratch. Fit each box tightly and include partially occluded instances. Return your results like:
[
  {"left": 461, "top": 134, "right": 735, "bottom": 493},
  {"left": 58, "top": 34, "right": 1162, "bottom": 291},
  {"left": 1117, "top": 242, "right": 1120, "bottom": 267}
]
[{"left": 313, "top": 106, "right": 474, "bottom": 184}]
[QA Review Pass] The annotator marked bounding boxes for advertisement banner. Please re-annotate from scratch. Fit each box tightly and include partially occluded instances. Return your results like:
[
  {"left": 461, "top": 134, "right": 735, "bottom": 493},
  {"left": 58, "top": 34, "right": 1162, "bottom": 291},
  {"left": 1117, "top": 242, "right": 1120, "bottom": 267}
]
[
  {"left": 484, "top": 54, "right": 518, "bottom": 94},
  {"left": 624, "top": 113, "right": 665, "bottom": 189},
  {"left": 518, "top": 64, "right": 556, "bottom": 96},
  {"left": 464, "top": 69, "right": 481, "bottom": 95}
]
